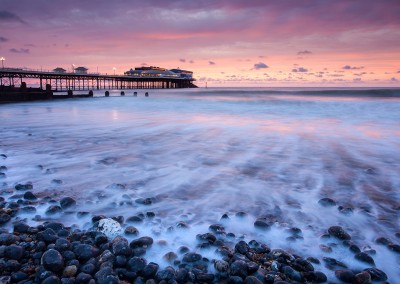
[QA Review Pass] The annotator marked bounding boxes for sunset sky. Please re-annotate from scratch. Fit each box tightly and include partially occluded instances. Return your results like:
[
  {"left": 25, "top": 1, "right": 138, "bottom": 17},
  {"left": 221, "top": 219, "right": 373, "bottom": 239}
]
[{"left": 0, "top": 0, "right": 399, "bottom": 87}]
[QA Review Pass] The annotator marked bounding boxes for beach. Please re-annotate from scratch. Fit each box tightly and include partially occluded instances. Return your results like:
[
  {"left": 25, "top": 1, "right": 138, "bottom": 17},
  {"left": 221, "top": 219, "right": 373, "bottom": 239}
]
[{"left": 0, "top": 88, "right": 399, "bottom": 283}]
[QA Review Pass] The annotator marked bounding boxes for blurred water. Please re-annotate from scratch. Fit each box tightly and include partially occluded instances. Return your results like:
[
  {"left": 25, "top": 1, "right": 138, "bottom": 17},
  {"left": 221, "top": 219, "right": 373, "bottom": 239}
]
[{"left": 1, "top": 88, "right": 399, "bottom": 280}]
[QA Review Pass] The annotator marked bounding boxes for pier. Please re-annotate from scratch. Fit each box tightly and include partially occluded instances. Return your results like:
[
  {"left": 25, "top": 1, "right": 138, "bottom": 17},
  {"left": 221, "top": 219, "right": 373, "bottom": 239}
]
[{"left": 0, "top": 68, "right": 197, "bottom": 92}]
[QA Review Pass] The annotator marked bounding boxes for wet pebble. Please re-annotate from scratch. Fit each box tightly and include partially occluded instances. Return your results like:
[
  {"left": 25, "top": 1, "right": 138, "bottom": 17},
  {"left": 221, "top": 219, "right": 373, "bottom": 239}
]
[
  {"left": 60, "top": 197, "right": 76, "bottom": 209},
  {"left": 41, "top": 249, "right": 64, "bottom": 272},
  {"left": 318, "top": 197, "right": 336, "bottom": 207},
  {"left": 355, "top": 252, "right": 375, "bottom": 265},
  {"left": 328, "top": 225, "right": 351, "bottom": 240},
  {"left": 335, "top": 269, "right": 355, "bottom": 283}
]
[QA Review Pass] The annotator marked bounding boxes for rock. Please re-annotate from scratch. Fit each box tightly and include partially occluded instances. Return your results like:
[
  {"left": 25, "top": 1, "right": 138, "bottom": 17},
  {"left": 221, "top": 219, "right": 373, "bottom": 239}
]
[
  {"left": 355, "top": 252, "right": 375, "bottom": 265},
  {"left": 95, "top": 267, "right": 119, "bottom": 284},
  {"left": 42, "top": 276, "right": 61, "bottom": 284},
  {"left": 163, "top": 251, "right": 177, "bottom": 262},
  {"left": 13, "top": 222, "right": 30, "bottom": 233},
  {"left": 55, "top": 238, "right": 71, "bottom": 252},
  {"left": 4, "top": 245, "right": 24, "bottom": 260},
  {"left": 322, "top": 257, "right": 347, "bottom": 269},
  {"left": 15, "top": 183, "right": 33, "bottom": 190},
  {"left": 23, "top": 191, "right": 37, "bottom": 200},
  {"left": 355, "top": 271, "right": 372, "bottom": 284},
  {"left": 230, "top": 260, "right": 248, "bottom": 279},
  {"left": 74, "top": 244, "right": 99, "bottom": 261},
  {"left": 63, "top": 265, "right": 77, "bottom": 277},
  {"left": 76, "top": 272, "right": 92, "bottom": 283},
  {"left": 130, "top": 236, "right": 153, "bottom": 248},
  {"left": 156, "top": 266, "right": 175, "bottom": 281},
  {"left": 11, "top": 271, "right": 28, "bottom": 282},
  {"left": 175, "top": 268, "right": 189, "bottom": 283},
  {"left": 388, "top": 243, "right": 400, "bottom": 253},
  {"left": 328, "top": 226, "right": 351, "bottom": 240},
  {"left": 318, "top": 198, "right": 336, "bottom": 207},
  {"left": 254, "top": 218, "right": 271, "bottom": 230},
  {"left": 182, "top": 252, "right": 202, "bottom": 263},
  {"left": 126, "top": 216, "right": 143, "bottom": 223},
  {"left": 37, "top": 228, "right": 58, "bottom": 243},
  {"left": 127, "top": 256, "right": 147, "bottom": 273},
  {"left": 303, "top": 271, "right": 327, "bottom": 283},
  {"left": 292, "top": 258, "right": 314, "bottom": 272},
  {"left": 375, "top": 237, "right": 391, "bottom": 245},
  {"left": 235, "top": 240, "right": 250, "bottom": 255},
  {"left": 229, "top": 276, "right": 244, "bottom": 283},
  {"left": 335, "top": 269, "right": 356, "bottom": 283},
  {"left": 46, "top": 205, "right": 62, "bottom": 215},
  {"left": 60, "top": 197, "right": 76, "bottom": 209},
  {"left": 41, "top": 249, "right": 64, "bottom": 272},
  {"left": 0, "top": 214, "right": 11, "bottom": 224},
  {"left": 209, "top": 224, "right": 225, "bottom": 234},
  {"left": 214, "top": 260, "right": 229, "bottom": 272},
  {"left": 142, "top": 262, "right": 159, "bottom": 278},
  {"left": 282, "top": 265, "right": 302, "bottom": 282},
  {"left": 97, "top": 218, "right": 122, "bottom": 239},
  {"left": 244, "top": 276, "right": 263, "bottom": 284},
  {"left": 363, "top": 268, "right": 387, "bottom": 281},
  {"left": 135, "top": 198, "right": 153, "bottom": 205},
  {"left": 124, "top": 226, "right": 139, "bottom": 236},
  {"left": 112, "top": 236, "right": 131, "bottom": 256}
]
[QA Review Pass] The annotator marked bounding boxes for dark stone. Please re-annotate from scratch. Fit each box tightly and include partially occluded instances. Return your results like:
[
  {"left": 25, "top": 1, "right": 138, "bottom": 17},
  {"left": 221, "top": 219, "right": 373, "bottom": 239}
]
[
  {"left": 335, "top": 269, "right": 356, "bottom": 283},
  {"left": 81, "top": 263, "right": 96, "bottom": 275},
  {"left": 375, "top": 237, "right": 391, "bottom": 245},
  {"left": 55, "top": 238, "right": 71, "bottom": 252},
  {"left": 60, "top": 197, "right": 76, "bottom": 209},
  {"left": 127, "top": 216, "right": 143, "bottom": 223},
  {"left": 244, "top": 276, "right": 263, "bottom": 284},
  {"left": 46, "top": 205, "right": 62, "bottom": 215},
  {"left": 23, "top": 191, "right": 37, "bottom": 200},
  {"left": 41, "top": 249, "right": 64, "bottom": 272},
  {"left": 135, "top": 198, "right": 153, "bottom": 205},
  {"left": 127, "top": 256, "right": 147, "bottom": 273},
  {"left": 318, "top": 198, "right": 336, "bottom": 207},
  {"left": 42, "top": 276, "right": 61, "bottom": 284},
  {"left": 74, "top": 244, "right": 99, "bottom": 261},
  {"left": 292, "top": 258, "right": 314, "bottom": 272},
  {"left": 322, "top": 257, "right": 348, "bottom": 269},
  {"left": 15, "top": 183, "right": 33, "bottom": 190},
  {"left": 282, "top": 265, "right": 302, "bottom": 282},
  {"left": 328, "top": 226, "right": 351, "bottom": 240},
  {"left": 95, "top": 233, "right": 108, "bottom": 246},
  {"left": 37, "top": 228, "right": 58, "bottom": 243},
  {"left": 4, "top": 244, "right": 24, "bottom": 260},
  {"left": 112, "top": 236, "right": 131, "bottom": 256},
  {"left": 196, "top": 273, "right": 214, "bottom": 283},
  {"left": 303, "top": 271, "right": 327, "bottom": 283},
  {"left": 363, "top": 268, "right": 387, "bottom": 281},
  {"left": 62, "top": 250, "right": 75, "bottom": 261},
  {"left": 230, "top": 260, "right": 248, "bottom": 279},
  {"left": 209, "top": 224, "right": 225, "bottom": 234},
  {"left": 229, "top": 276, "right": 244, "bottom": 284},
  {"left": 355, "top": 252, "right": 375, "bottom": 265},
  {"left": 13, "top": 222, "right": 30, "bottom": 233},
  {"left": 76, "top": 272, "right": 92, "bottom": 283},
  {"left": 95, "top": 267, "right": 119, "bottom": 284},
  {"left": 182, "top": 252, "right": 202, "bottom": 263},
  {"left": 355, "top": 271, "right": 372, "bottom": 284},
  {"left": 246, "top": 262, "right": 259, "bottom": 274},
  {"left": 235, "top": 240, "right": 250, "bottom": 255},
  {"left": 142, "top": 262, "right": 159, "bottom": 278},
  {"left": 196, "top": 233, "right": 216, "bottom": 243},
  {"left": 130, "top": 236, "right": 153, "bottom": 248},
  {"left": 156, "top": 266, "right": 175, "bottom": 281},
  {"left": 0, "top": 214, "right": 11, "bottom": 224},
  {"left": 175, "top": 267, "right": 188, "bottom": 283},
  {"left": 307, "top": 257, "right": 320, "bottom": 264},
  {"left": 254, "top": 218, "right": 271, "bottom": 230},
  {"left": 388, "top": 243, "right": 400, "bottom": 253},
  {"left": 11, "top": 271, "right": 28, "bottom": 282}
]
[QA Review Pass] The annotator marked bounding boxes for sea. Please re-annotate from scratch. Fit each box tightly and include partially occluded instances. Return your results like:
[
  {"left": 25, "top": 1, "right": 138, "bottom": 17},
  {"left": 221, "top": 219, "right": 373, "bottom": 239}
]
[{"left": 1, "top": 87, "right": 399, "bottom": 281}]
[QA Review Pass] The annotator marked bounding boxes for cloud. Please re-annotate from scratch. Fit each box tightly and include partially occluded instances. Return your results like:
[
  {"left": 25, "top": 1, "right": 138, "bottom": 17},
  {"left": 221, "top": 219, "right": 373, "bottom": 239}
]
[
  {"left": 0, "top": 36, "right": 8, "bottom": 42},
  {"left": 391, "top": 77, "right": 398, "bottom": 81},
  {"left": 297, "top": 50, "right": 312, "bottom": 55},
  {"left": 189, "top": 60, "right": 194, "bottom": 63},
  {"left": 208, "top": 61, "right": 216, "bottom": 65},
  {"left": 397, "top": 70, "right": 400, "bottom": 73},
  {"left": 9, "top": 48, "right": 29, "bottom": 54},
  {"left": 253, "top": 62, "right": 268, "bottom": 69},
  {"left": 353, "top": 78, "right": 362, "bottom": 81},
  {"left": 179, "top": 58, "right": 186, "bottom": 62},
  {"left": 0, "top": 11, "right": 25, "bottom": 23},
  {"left": 292, "top": 67, "right": 308, "bottom": 72},
  {"left": 342, "top": 65, "right": 364, "bottom": 70}
]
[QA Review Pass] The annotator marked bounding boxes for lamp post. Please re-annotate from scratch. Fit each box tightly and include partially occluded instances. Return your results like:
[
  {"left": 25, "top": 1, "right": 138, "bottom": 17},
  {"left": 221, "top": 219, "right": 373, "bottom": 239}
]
[
  {"left": 0, "top": 57, "right": 5, "bottom": 69},
  {"left": 113, "top": 67, "right": 116, "bottom": 75},
  {"left": 72, "top": 64, "right": 76, "bottom": 73}
]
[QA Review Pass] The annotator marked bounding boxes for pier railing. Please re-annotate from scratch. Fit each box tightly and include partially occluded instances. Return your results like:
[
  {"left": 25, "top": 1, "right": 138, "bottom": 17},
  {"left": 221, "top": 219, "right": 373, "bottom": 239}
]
[{"left": 0, "top": 68, "right": 197, "bottom": 91}]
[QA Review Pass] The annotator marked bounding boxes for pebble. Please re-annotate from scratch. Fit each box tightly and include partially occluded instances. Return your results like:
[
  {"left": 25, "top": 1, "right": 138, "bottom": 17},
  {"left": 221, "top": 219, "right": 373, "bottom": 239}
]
[
  {"left": 318, "top": 197, "right": 337, "bottom": 207},
  {"left": 41, "top": 249, "right": 64, "bottom": 272},
  {"left": 355, "top": 271, "right": 372, "bottom": 284},
  {"left": 335, "top": 269, "right": 355, "bottom": 283},
  {"left": 355, "top": 252, "right": 375, "bottom": 265},
  {"left": 328, "top": 226, "right": 351, "bottom": 240},
  {"left": 97, "top": 218, "right": 122, "bottom": 238},
  {"left": 60, "top": 197, "right": 76, "bottom": 209}
]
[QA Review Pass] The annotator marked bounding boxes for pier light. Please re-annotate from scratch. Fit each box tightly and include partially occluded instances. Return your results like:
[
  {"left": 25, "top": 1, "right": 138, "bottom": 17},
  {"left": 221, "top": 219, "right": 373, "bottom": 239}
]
[
  {"left": 0, "top": 57, "right": 5, "bottom": 69},
  {"left": 113, "top": 67, "right": 116, "bottom": 75}
]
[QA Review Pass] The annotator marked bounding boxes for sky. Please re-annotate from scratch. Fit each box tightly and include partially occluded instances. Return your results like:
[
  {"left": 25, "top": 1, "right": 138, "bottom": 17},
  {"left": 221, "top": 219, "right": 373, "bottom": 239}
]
[{"left": 0, "top": 0, "right": 399, "bottom": 87}]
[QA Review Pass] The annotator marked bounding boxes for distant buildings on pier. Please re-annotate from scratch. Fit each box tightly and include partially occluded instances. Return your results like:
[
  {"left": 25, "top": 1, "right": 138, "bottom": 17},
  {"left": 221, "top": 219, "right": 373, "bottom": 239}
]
[{"left": 124, "top": 66, "right": 193, "bottom": 79}]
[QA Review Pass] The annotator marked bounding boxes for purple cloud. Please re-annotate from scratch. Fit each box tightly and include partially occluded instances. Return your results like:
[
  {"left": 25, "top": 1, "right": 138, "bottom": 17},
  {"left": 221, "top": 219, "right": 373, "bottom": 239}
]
[
  {"left": 0, "top": 36, "right": 8, "bottom": 42},
  {"left": 297, "top": 50, "right": 312, "bottom": 55},
  {"left": 10, "top": 48, "right": 29, "bottom": 54},
  {"left": 391, "top": 77, "right": 398, "bottom": 81},
  {"left": 0, "top": 11, "right": 25, "bottom": 23},
  {"left": 292, "top": 67, "right": 308, "bottom": 72},
  {"left": 209, "top": 61, "right": 216, "bottom": 65},
  {"left": 254, "top": 62, "right": 268, "bottom": 69},
  {"left": 343, "top": 65, "right": 364, "bottom": 70},
  {"left": 179, "top": 58, "right": 186, "bottom": 62}
]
